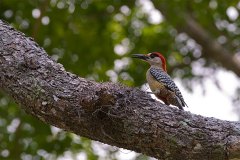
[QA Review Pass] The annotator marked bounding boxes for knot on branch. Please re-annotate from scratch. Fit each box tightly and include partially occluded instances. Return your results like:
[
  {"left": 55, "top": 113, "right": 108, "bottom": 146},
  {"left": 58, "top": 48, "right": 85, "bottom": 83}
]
[{"left": 80, "top": 83, "right": 116, "bottom": 112}]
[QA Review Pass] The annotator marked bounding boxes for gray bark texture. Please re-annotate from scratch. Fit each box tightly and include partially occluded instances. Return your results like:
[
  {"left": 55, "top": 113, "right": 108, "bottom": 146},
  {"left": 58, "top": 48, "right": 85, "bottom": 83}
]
[{"left": 0, "top": 20, "right": 240, "bottom": 160}]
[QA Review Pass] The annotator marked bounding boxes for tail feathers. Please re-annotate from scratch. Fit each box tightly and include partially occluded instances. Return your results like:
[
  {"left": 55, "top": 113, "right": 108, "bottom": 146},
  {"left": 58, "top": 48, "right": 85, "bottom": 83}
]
[
  {"left": 176, "top": 96, "right": 186, "bottom": 110},
  {"left": 183, "top": 101, "right": 189, "bottom": 108},
  {"left": 156, "top": 93, "right": 187, "bottom": 110}
]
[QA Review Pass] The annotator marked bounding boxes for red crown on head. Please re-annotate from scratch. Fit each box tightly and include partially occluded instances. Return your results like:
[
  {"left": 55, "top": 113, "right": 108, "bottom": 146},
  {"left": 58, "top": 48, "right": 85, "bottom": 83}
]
[{"left": 151, "top": 52, "right": 167, "bottom": 72}]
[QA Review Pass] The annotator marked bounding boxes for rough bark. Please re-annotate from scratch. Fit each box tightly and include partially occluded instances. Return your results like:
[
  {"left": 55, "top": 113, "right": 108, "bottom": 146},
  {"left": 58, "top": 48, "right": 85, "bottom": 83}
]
[
  {"left": 153, "top": 2, "right": 240, "bottom": 77},
  {"left": 0, "top": 20, "right": 240, "bottom": 160}
]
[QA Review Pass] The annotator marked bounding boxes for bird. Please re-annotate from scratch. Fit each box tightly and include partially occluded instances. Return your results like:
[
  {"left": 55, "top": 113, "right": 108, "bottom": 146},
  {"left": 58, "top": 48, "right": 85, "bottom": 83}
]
[{"left": 132, "top": 52, "right": 188, "bottom": 110}]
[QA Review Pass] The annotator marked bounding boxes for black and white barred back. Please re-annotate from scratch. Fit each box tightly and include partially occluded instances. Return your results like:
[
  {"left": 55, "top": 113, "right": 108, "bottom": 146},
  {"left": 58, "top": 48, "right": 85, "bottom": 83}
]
[{"left": 149, "top": 67, "right": 187, "bottom": 107}]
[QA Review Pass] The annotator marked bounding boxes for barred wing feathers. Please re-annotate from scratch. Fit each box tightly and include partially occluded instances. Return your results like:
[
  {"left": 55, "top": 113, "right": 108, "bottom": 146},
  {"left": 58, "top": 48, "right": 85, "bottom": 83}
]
[{"left": 149, "top": 68, "right": 188, "bottom": 107}]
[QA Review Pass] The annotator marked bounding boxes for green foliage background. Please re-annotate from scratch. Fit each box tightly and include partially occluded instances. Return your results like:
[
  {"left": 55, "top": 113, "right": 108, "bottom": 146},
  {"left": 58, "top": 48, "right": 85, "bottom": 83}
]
[{"left": 0, "top": 0, "right": 239, "bottom": 159}]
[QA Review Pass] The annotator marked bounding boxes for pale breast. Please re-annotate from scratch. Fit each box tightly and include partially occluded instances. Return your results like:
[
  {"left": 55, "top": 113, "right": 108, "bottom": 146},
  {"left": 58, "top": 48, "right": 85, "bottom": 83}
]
[{"left": 146, "top": 69, "right": 166, "bottom": 92}]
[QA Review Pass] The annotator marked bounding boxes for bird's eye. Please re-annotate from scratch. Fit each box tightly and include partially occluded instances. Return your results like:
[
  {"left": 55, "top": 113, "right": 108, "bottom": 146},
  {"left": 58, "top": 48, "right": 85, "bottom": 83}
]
[{"left": 150, "top": 53, "right": 158, "bottom": 58}]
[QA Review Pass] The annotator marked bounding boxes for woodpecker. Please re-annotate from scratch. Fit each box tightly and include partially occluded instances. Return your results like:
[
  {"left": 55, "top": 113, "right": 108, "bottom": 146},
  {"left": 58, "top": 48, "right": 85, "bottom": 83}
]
[{"left": 132, "top": 52, "right": 188, "bottom": 110}]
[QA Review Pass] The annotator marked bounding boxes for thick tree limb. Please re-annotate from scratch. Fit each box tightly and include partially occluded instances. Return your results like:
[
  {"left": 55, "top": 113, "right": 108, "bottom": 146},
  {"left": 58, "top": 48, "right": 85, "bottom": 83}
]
[
  {"left": 0, "top": 20, "right": 240, "bottom": 160},
  {"left": 153, "top": 2, "right": 240, "bottom": 77}
]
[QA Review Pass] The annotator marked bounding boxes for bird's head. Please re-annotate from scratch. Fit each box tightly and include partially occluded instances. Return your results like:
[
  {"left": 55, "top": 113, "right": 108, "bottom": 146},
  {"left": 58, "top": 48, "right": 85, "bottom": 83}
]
[{"left": 132, "top": 52, "right": 167, "bottom": 72}]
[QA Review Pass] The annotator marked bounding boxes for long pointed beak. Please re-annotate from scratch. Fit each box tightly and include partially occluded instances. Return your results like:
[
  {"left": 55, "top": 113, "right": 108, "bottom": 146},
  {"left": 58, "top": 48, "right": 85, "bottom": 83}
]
[{"left": 131, "top": 54, "right": 149, "bottom": 60}]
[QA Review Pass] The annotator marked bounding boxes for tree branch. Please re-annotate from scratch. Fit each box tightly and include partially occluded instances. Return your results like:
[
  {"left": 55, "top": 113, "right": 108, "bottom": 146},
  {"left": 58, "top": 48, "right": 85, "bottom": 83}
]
[
  {"left": 0, "top": 20, "right": 240, "bottom": 160},
  {"left": 181, "top": 15, "right": 240, "bottom": 77}
]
